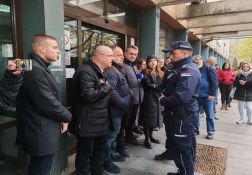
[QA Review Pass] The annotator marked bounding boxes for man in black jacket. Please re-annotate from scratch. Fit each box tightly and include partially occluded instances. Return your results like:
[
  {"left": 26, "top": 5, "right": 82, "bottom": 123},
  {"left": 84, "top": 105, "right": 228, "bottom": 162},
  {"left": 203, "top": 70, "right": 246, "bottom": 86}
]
[
  {"left": 70, "top": 45, "right": 113, "bottom": 175},
  {"left": 0, "top": 60, "right": 23, "bottom": 111},
  {"left": 16, "top": 35, "right": 72, "bottom": 175}
]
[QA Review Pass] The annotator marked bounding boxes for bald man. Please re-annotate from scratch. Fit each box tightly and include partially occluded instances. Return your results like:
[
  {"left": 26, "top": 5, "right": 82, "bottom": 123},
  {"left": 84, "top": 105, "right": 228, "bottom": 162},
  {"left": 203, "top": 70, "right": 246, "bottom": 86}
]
[
  {"left": 70, "top": 45, "right": 113, "bottom": 175},
  {"left": 16, "top": 34, "right": 72, "bottom": 175}
]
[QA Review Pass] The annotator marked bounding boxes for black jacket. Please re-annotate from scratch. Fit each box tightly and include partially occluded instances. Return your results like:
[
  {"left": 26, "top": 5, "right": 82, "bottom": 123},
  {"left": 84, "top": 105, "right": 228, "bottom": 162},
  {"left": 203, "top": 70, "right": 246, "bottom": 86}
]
[
  {"left": 104, "top": 63, "right": 131, "bottom": 117},
  {"left": 16, "top": 52, "right": 72, "bottom": 156},
  {"left": 69, "top": 61, "right": 112, "bottom": 137},
  {"left": 234, "top": 73, "right": 252, "bottom": 101},
  {"left": 0, "top": 70, "right": 23, "bottom": 111},
  {"left": 139, "top": 71, "right": 163, "bottom": 128}
]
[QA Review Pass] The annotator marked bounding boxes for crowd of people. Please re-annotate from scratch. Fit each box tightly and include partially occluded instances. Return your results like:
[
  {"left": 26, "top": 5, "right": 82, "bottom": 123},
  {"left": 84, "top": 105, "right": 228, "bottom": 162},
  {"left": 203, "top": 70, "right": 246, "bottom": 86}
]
[{"left": 1, "top": 34, "right": 252, "bottom": 175}]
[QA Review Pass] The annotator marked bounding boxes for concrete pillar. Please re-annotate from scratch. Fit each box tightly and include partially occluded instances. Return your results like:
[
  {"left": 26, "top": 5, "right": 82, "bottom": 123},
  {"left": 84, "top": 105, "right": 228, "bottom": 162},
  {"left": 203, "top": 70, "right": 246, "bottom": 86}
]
[
  {"left": 209, "top": 49, "right": 214, "bottom": 57},
  {"left": 191, "top": 40, "right": 201, "bottom": 56},
  {"left": 217, "top": 55, "right": 221, "bottom": 66},
  {"left": 140, "top": 7, "right": 160, "bottom": 57},
  {"left": 201, "top": 46, "right": 209, "bottom": 62},
  {"left": 214, "top": 52, "right": 218, "bottom": 60},
  {"left": 21, "top": 0, "right": 67, "bottom": 174},
  {"left": 174, "top": 29, "right": 188, "bottom": 41},
  {"left": 162, "top": 27, "right": 175, "bottom": 58},
  {"left": 221, "top": 57, "right": 226, "bottom": 66}
]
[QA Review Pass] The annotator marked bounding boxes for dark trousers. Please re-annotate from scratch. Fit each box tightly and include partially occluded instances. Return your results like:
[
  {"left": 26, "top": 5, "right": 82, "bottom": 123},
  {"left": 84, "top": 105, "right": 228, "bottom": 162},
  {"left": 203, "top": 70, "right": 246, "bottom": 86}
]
[
  {"left": 75, "top": 136, "right": 107, "bottom": 175},
  {"left": 28, "top": 154, "right": 54, "bottom": 175},
  {"left": 170, "top": 112, "right": 196, "bottom": 175},
  {"left": 125, "top": 104, "right": 139, "bottom": 138},
  {"left": 116, "top": 112, "right": 128, "bottom": 151},
  {"left": 219, "top": 84, "right": 233, "bottom": 105}
]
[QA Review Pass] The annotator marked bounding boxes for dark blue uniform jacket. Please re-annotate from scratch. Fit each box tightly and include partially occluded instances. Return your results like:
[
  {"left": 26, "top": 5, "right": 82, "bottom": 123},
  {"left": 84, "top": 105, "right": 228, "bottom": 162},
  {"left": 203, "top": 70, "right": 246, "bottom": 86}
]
[{"left": 159, "top": 56, "right": 201, "bottom": 113}]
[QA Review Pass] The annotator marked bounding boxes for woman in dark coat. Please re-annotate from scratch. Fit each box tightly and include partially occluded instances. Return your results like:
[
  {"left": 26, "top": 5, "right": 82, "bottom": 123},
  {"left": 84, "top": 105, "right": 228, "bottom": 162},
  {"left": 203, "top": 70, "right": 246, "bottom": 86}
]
[
  {"left": 140, "top": 55, "right": 164, "bottom": 149},
  {"left": 233, "top": 62, "right": 252, "bottom": 124}
]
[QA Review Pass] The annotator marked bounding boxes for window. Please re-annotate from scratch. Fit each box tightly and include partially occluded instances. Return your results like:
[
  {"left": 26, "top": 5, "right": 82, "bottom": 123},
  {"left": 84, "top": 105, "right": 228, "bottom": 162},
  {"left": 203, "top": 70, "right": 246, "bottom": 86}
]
[{"left": 0, "top": 0, "right": 15, "bottom": 78}]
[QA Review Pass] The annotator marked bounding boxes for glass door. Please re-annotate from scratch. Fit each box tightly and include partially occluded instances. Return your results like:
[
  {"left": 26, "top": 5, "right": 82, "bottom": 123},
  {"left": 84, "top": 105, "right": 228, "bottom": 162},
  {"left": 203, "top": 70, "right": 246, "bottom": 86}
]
[{"left": 81, "top": 23, "right": 124, "bottom": 62}]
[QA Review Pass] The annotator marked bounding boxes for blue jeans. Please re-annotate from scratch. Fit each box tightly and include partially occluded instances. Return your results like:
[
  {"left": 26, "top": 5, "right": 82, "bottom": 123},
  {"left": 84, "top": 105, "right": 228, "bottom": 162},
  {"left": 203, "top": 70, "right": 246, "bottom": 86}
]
[
  {"left": 105, "top": 116, "right": 122, "bottom": 162},
  {"left": 28, "top": 154, "right": 54, "bottom": 175},
  {"left": 196, "top": 97, "right": 215, "bottom": 134}
]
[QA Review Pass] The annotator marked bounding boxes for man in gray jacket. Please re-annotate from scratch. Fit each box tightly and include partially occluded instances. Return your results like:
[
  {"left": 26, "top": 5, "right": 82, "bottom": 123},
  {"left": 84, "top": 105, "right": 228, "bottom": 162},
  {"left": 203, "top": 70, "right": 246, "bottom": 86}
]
[{"left": 103, "top": 45, "right": 131, "bottom": 174}]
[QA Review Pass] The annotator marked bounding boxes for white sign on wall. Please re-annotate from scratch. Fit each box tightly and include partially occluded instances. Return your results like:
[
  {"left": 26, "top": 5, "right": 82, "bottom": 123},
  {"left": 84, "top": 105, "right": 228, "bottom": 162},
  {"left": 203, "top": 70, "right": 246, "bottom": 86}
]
[
  {"left": 65, "top": 51, "right": 71, "bottom": 65},
  {"left": 64, "top": 30, "right": 70, "bottom": 50},
  {"left": 2, "top": 44, "right": 13, "bottom": 57},
  {"left": 130, "top": 37, "right": 135, "bottom": 46}
]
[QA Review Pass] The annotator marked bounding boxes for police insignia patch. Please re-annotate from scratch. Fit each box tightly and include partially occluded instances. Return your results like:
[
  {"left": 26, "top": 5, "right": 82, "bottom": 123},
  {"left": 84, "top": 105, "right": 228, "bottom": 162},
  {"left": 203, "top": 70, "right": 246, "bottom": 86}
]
[{"left": 180, "top": 72, "right": 192, "bottom": 77}]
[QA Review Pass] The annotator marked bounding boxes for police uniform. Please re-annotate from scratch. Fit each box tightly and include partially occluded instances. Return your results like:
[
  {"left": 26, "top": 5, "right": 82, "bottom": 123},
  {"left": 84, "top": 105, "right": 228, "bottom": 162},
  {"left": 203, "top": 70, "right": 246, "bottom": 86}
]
[{"left": 160, "top": 54, "right": 201, "bottom": 174}]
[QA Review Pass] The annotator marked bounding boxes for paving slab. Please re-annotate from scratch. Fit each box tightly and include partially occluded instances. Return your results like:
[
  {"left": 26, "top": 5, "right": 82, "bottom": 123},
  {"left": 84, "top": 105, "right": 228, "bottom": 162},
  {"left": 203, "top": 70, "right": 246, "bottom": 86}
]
[{"left": 62, "top": 101, "right": 252, "bottom": 175}]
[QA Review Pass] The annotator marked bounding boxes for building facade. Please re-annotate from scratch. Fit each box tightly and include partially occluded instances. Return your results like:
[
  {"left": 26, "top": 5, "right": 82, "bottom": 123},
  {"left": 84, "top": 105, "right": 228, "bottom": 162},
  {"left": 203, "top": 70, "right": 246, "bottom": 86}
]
[{"left": 0, "top": 0, "right": 227, "bottom": 174}]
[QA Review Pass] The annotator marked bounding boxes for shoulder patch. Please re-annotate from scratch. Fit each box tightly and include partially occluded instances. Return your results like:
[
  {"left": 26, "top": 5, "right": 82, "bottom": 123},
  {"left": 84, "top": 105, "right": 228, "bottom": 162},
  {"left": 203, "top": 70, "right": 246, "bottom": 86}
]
[{"left": 180, "top": 72, "right": 192, "bottom": 77}]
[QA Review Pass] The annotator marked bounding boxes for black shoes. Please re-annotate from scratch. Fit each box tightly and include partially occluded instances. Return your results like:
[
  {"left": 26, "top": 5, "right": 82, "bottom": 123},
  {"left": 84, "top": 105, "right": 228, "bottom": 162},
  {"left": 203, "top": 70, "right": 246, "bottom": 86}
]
[
  {"left": 118, "top": 148, "right": 130, "bottom": 157},
  {"left": 206, "top": 133, "right": 214, "bottom": 139},
  {"left": 194, "top": 128, "right": 200, "bottom": 135},
  {"left": 167, "top": 172, "right": 180, "bottom": 175},
  {"left": 167, "top": 170, "right": 180, "bottom": 175},
  {"left": 143, "top": 140, "right": 152, "bottom": 149},
  {"left": 133, "top": 126, "right": 144, "bottom": 135},
  {"left": 111, "top": 153, "right": 126, "bottom": 162},
  {"left": 126, "top": 135, "right": 140, "bottom": 145},
  {"left": 154, "top": 150, "right": 174, "bottom": 160},
  {"left": 104, "top": 161, "right": 121, "bottom": 174},
  {"left": 150, "top": 137, "right": 160, "bottom": 144}
]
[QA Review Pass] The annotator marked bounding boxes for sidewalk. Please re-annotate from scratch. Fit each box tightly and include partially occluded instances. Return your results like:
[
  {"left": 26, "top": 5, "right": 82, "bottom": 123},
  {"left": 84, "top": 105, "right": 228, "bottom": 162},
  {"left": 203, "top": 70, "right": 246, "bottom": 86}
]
[{"left": 63, "top": 101, "right": 252, "bottom": 175}]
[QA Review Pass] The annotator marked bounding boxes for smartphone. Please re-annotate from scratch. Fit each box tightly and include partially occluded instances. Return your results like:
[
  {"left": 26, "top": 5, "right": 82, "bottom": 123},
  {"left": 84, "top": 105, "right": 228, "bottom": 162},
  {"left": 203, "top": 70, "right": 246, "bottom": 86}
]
[{"left": 15, "top": 59, "right": 32, "bottom": 71}]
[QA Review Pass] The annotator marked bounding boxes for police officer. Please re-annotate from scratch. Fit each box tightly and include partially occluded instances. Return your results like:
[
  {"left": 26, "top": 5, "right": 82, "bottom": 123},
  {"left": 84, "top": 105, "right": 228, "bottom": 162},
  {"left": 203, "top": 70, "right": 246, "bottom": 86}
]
[{"left": 159, "top": 41, "right": 201, "bottom": 175}]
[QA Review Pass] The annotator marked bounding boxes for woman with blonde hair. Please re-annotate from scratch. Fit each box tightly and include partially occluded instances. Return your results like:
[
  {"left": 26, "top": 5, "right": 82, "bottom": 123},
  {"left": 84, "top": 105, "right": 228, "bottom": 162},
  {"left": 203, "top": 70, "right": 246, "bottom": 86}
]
[{"left": 234, "top": 62, "right": 252, "bottom": 124}]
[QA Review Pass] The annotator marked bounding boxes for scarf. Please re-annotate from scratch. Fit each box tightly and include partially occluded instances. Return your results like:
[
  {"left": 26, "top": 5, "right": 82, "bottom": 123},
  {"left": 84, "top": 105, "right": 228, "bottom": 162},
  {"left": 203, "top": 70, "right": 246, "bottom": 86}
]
[{"left": 240, "top": 69, "right": 252, "bottom": 77}]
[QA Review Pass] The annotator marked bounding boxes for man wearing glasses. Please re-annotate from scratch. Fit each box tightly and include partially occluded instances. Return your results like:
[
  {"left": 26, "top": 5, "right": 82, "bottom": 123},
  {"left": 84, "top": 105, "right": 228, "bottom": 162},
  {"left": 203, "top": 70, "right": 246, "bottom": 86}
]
[
  {"left": 159, "top": 41, "right": 201, "bottom": 175},
  {"left": 70, "top": 45, "right": 114, "bottom": 175}
]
